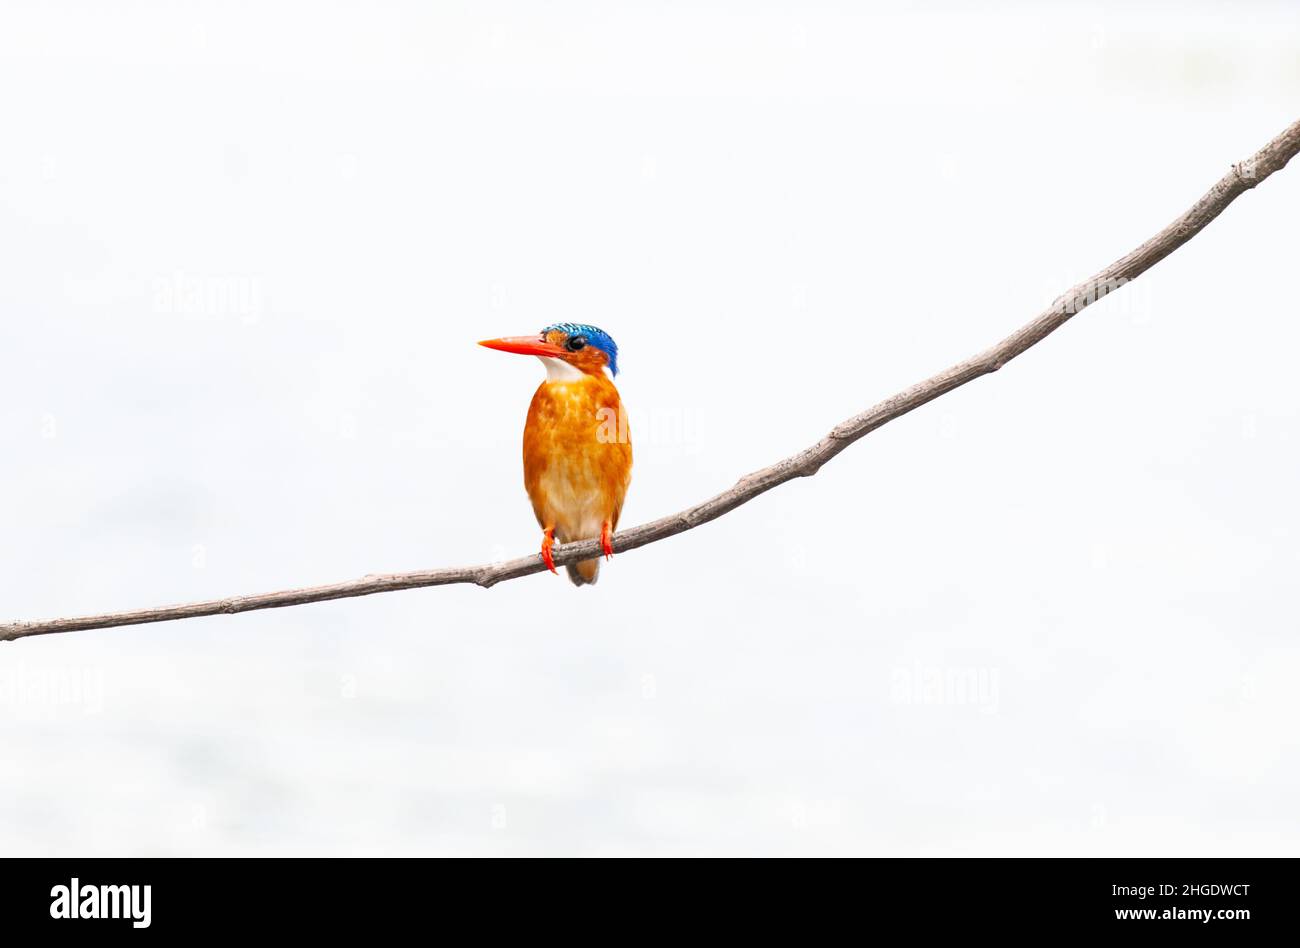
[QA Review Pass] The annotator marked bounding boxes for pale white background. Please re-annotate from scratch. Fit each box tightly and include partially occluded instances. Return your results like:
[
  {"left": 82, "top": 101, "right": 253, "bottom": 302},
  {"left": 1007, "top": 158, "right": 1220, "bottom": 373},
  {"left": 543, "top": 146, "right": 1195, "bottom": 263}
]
[{"left": 1, "top": 1, "right": 1297, "bottom": 856}]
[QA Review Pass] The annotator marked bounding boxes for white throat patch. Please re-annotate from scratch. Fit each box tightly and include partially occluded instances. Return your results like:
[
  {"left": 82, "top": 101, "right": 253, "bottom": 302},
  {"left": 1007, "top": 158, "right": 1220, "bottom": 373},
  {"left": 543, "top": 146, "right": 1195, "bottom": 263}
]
[{"left": 538, "top": 356, "right": 586, "bottom": 382}]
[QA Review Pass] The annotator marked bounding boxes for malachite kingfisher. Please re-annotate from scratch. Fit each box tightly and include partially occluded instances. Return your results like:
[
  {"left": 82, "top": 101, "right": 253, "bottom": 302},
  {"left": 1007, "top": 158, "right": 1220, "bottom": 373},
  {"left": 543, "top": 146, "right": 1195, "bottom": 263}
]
[{"left": 479, "top": 323, "right": 633, "bottom": 586}]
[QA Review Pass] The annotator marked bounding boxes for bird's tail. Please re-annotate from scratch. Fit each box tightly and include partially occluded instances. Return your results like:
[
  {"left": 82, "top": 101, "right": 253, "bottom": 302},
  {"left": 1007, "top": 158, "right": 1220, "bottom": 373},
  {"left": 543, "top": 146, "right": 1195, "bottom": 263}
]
[{"left": 565, "top": 558, "right": 600, "bottom": 586}]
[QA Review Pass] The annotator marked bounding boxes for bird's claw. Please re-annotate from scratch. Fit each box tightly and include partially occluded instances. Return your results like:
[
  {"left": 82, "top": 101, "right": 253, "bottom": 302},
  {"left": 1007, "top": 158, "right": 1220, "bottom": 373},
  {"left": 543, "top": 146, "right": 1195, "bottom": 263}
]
[
  {"left": 541, "top": 528, "right": 558, "bottom": 575},
  {"left": 601, "top": 521, "right": 615, "bottom": 561}
]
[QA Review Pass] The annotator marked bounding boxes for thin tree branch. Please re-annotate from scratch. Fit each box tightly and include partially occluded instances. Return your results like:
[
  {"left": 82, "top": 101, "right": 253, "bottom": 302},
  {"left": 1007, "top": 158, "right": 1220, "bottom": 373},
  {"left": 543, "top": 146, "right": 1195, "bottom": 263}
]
[{"left": 4, "top": 119, "right": 1299, "bottom": 643}]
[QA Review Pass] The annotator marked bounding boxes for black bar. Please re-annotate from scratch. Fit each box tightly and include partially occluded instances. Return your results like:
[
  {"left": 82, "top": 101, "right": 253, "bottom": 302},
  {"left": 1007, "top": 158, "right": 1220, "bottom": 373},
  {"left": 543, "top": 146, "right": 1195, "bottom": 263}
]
[{"left": 0, "top": 857, "right": 1290, "bottom": 936}]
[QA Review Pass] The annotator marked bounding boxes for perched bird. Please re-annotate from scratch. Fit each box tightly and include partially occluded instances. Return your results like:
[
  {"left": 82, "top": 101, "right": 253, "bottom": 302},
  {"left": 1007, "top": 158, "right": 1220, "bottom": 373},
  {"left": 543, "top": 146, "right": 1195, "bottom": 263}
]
[{"left": 479, "top": 323, "right": 633, "bottom": 586}]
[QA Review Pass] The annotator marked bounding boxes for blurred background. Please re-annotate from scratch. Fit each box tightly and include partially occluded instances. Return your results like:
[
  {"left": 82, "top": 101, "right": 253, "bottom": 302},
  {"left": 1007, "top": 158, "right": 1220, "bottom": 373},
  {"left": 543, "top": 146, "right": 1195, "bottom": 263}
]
[{"left": 1, "top": 0, "right": 1297, "bottom": 856}]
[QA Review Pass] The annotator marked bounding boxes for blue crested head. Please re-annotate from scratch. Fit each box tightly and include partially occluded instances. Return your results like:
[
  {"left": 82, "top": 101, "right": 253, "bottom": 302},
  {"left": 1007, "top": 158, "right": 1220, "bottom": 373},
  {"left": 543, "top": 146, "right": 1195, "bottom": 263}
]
[{"left": 541, "top": 322, "right": 620, "bottom": 376}]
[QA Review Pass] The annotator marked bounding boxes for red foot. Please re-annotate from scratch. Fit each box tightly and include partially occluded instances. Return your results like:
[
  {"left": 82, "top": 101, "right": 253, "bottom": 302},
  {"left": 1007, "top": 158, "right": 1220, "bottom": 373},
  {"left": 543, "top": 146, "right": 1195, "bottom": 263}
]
[
  {"left": 601, "top": 521, "right": 615, "bottom": 560},
  {"left": 541, "top": 527, "right": 558, "bottom": 574}
]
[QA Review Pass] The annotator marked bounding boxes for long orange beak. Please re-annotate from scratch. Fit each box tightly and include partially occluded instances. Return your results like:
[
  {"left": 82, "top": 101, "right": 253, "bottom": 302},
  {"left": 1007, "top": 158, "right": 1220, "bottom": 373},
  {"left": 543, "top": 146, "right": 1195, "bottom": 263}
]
[{"left": 478, "top": 335, "right": 566, "bottom": 358}]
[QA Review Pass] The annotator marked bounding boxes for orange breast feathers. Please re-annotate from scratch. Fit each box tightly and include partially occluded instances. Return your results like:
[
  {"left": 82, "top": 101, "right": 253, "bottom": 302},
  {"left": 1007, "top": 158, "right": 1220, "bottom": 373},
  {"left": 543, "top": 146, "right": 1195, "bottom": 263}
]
[{"left": 522, "top": 373, "right": 632, "bottom": 547}]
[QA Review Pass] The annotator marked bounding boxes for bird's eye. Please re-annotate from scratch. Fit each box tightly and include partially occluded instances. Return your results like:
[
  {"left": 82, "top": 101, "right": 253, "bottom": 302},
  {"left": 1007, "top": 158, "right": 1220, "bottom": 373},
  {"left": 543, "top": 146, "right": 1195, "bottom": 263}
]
[{"left": 566, "top": 335, "right": 588, "bottom": 352}]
